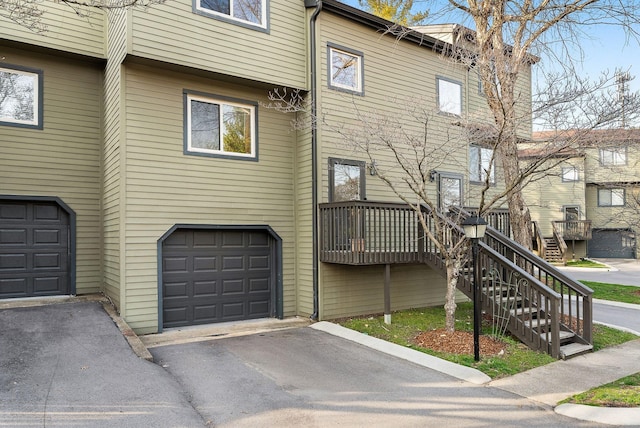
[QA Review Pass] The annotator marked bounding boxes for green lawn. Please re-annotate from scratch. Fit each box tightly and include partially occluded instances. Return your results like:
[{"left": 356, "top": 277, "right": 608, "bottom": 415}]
[
  {"left": 560, "top": 373, "right": 640, "bottom": 407},
  {"left": 581, "top": 281, "right": 640, "bottom": 305},
  {"left": 337, "top": 301, "right": 638, "bottom": 380},
  {"left": 565, "top": 259, "right": 608, "bottom": 268}
]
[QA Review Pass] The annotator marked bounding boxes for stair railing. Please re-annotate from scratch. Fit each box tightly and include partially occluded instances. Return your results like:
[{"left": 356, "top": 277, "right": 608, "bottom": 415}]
[{"left": 551, "top": 221, "right": 569, "bottom": 259}]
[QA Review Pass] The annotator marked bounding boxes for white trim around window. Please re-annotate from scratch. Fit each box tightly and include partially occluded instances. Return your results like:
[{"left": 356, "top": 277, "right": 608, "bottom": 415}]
[
  {"left": 0, "top": 64, "right": 43, "bottom": 129},
  {"left": 184, "top": 91, "right": 258, "bottom": 160},
  {"left": 327, "top": 43, "right": 364, "bottom": 95},
  {"left": 599, "top": 146, "right": 627, "bottom": 166},
  {"left": 194, "top": 0, "right": 268, "bottom": 31}
]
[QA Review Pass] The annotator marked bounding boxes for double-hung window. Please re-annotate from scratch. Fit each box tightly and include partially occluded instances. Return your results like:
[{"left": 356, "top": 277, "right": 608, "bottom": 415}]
[
  {"left": 437, "top": 77, "right": 462, "bottom": 115},
  {"left": 598, "top": 188, "right": 625, "bottom": 207},
  {"left": 469, "top": 145, "right": 495, "bottom": 183},
  {"left": 600, "top": 146, "right": 626, "bottom": 166},
  {"left": 185, "top": 92, "right": 257, "bottom": 160},
  {"left": 0, "top": 64, "right": 43, "bottom": 129},
  {"left": 195, "top": 0, "right": 267, "bottom": 30},
  {"left": 328, "top": 44, "right": 364, "bottom": 95}
]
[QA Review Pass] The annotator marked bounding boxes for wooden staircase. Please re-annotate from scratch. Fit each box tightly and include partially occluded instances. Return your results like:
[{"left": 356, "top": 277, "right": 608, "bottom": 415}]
[
  {"left": 542, "top": 237, "right": 564, "bottom": 264},
  {"left": 318, "top": 201, "right": 594, "bottom": 359},
  {"left": 424, "top": 207, "right": 594, "bottom": 360}
]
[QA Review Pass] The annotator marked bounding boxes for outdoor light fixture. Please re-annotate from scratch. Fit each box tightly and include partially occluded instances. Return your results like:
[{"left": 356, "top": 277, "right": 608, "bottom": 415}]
[
  {"left": 369, "top": 160, "right": 378, "bottom": 176},
  {"left": 429, "top": 170, "right": 438, "bottom": 182},
  {"left": 462, "top": 215, "right": 488, "bottom": 362}
]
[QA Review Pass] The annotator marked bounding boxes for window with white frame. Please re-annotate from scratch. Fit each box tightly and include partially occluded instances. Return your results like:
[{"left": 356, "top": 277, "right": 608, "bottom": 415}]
[
  {"left": 0, "top": 64, "right": 43, "bottom": 129},
  {"left": 185, "top": 92, "right": 257, "bottom": 159},
  {"left": 469, "top": 145, "right": 495, "bottom": 183},
  {"left": 562, "top": 166, "right": 579, "bottom": 182},
  {"left": 195, "top": 0, "right": 267, "bottom": 29},
  {"left": 600, "top": 146, "right": 626, "bottom": 166},
  {"left": 437, "top": 77, "right": 462, "bottom": 115},
  {"left": 598, "top": 188, "right": 625, "bottom": 207},
  {"left": 328, "top": 44, "right": 363, "bottom": 94}
]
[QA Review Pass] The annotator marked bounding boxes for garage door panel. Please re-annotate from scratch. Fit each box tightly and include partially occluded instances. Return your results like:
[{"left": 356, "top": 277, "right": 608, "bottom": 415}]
[
  {"left": 33, "top": 253, "right": 62, "bottom": 269},
  {"left": 193, "top": 256, "right": 217, "bottom": 272},
  {"left": 193, "top": 280, "right": 217, "bottom": 297},
  {"left": 162, "top": 228, "right": 274, "bottom": 328},
  {"left": 0, "top": 278, "right": 27, "bottom": 297},
  {"left": 0, "top": 229, "right": 27, "bottom": 245},
  {"left": 34, "top": 229, "right": 63, "bottom": 245},
  {"left": 589, "top": 229, "right": 636, "bottom": 259},
  {"left": 0, "top": 254, "right": 27, "bottom": 270},
  {"left": 34, "top": 204, "right": 62, "bottom": 221},
  {"left": 0, "top": 203, "right": 27, "bottom": 220},
  {"left": 33, "top": 276, "right": 66, "bottom": 294},
  {"left": 164, "top": 231, "right": 189, "bottom": 248}
]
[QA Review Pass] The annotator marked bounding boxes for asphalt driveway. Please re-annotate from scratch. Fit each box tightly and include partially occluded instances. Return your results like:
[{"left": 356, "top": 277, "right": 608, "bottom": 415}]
[
  {"left": 1, "top": 300, "right": 602, "bottom": 427},
  {"left": 149, "top": 328, "right": 597, "bottom": 427}
]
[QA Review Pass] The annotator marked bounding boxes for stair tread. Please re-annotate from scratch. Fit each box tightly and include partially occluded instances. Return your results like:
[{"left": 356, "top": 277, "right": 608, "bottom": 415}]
[
  {"left": 523, "top": 318, "right": 550, "bottom": 328},
  {"left": 539, "top": 330, "right": 576, "bottom": 342},
  {"left": 560, "top": 343, "right": 593, "bottom": 359}
]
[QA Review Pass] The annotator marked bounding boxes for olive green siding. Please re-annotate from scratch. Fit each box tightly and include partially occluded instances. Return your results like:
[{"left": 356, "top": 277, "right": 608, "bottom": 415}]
[
  {"left": 0, "top": 47, "right": 103, "bottom": 294},
  {"left": 0, "top": 4, "right": 104, "bottom": 58},
  {"left": 314, "top": 13, "right": 505, "bottom": 318},
  {"left": 119, "top": 63, "right": 298, "bottom": 332},
  {"left": 321, "top": 264, "right": 451, "bottom": 320},
  {"left": 102, "top": 10, "right": 129, "bottom": 310},
  {"left": 524, "top": 158, "right": 586, "bottom": 237},
  {"left": 128, "top": 0, "right": 307, "bottom": 89}
]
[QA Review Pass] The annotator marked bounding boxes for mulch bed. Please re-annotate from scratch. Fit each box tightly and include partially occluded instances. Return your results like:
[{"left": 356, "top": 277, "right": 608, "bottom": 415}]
[{"left": 413, "top": 329, "right": 506, "bottom": 356}]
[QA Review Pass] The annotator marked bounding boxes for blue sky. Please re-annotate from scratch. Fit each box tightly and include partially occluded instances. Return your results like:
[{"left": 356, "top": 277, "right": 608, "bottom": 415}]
[{"left": 338, "top": 0, "right": 640, "bottom": 94}]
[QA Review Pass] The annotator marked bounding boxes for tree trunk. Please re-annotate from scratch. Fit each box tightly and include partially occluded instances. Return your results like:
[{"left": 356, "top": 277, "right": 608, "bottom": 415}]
[{"left": 444, "top": 256, "right": 462, "bottom": 332}]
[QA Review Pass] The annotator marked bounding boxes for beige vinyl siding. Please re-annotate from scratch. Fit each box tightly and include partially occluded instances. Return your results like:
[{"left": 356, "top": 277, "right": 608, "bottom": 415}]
[
  {"left": 584, "top": 146, "right": 640, "bottom": 184},
  {"left": 102, "top": 10, "right": 129, "bottom": 309},
  {"left": 585, "top": 184, "right": 639, "bottom": 230},
  {"left": 320, "top": 264, "right": 456, "bottom": 319},
  {"left": 120, "top": 63, "right": 297, "bottom": 333},
  {"left": 128, "top": 0, "right": 307, "bottom": 89},
  {"left": 0, "top": 48, "right": 103, "bottom": 294},
  {"left": 524, "top": 158, "right": 586, "bottom": 237},
  {"left": 0, "top": 4, "right": 104, "bottom": 58}
]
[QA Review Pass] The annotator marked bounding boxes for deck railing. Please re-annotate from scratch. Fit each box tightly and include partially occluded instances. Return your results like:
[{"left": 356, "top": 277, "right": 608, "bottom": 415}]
[
  {"left": 319, "top": 201, "right": 424, "bottom": 265},
  {"left": 553, "top": 220, "right": 592, "bottom": 241},
  {"left": 319, "top": 201, "right": 593, "bottom": 358}
]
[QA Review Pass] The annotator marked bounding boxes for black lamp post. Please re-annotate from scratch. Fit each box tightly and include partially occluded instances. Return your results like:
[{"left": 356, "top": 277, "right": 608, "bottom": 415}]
[{"left": 461, "top": 215, "right": 488, "bottom": 362}]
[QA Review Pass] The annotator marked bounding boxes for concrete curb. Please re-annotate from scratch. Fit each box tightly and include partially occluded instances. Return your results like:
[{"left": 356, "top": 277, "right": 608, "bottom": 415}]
[
  {"left": 593, "top": 298, "right": 640, "bottom": 310},
  {"left": 555, "top": 403, "right": 640, "bottom": 426},
  {"left": 310, "top": 321, "right": 491, "bottom": 385},
  {"left": 101, "top": 301, "right": 154, "bottom": 361}
]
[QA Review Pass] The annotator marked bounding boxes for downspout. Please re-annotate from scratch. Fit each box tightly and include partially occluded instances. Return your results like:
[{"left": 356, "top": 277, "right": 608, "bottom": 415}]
[{"left": 305, "top": 0, "right": 322, "bottom": 320}]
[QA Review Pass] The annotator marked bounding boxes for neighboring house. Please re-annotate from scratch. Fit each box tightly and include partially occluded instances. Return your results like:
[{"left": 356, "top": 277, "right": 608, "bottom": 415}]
[
  {"left": 0, "top": 0, "right": 592, "bottom": 359},
  {"left": 526, "top": 129, "right": 640, "bottom": 261}
]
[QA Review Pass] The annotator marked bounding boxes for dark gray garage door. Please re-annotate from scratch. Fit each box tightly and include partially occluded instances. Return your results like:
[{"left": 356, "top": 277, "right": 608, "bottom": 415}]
[
  {"left": 588, "top": 229, "right": 636, "bottom": 259},
  {"left": 0, "top": 200, "right": 70, "bottom": 298},
  {"left": 162, "top": 229, "right": 274, "bottom": 328}
]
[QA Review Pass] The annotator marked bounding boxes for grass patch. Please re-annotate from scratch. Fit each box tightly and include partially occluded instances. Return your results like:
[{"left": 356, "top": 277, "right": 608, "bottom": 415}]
[
  {"left": 565, "top": 259, "right": 608, "bottom": 268},
  {"left": 581, "top": 281, "right": 640, "bottom": 305},
  {"left": 560, "top": 373, "right": 640, "bottom": 407},
  {"left": 337, "top": 302, "right": 638, "bottom": 379}
]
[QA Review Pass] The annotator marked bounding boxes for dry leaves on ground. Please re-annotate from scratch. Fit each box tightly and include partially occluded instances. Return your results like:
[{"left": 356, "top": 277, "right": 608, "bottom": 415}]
[{"left": 413, "top": 329, "right": 506, "bottom": 356}]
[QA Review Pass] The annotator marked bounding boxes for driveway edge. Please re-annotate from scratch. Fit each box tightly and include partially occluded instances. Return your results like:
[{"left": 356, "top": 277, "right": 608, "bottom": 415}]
[
  {"left": 101, "top": 301, "right": 153, "bottom": 361},
  {"left": 311, "top": 321, "right": 491, "bottom": 385}
]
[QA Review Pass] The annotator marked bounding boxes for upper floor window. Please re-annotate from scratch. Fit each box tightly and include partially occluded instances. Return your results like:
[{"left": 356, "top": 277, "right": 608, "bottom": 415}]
[
  {"left": 329, "top": 158, "right": 366, "bottom": 202},
  {"left": 195, "top": 0, "right": 267, "bottom": 30},
  {"left": 438, "top": 172, "right": 463, "bottom": 211},
  {"left": 437, "top": 77, "right": 462, "bottom": 115},
  {"left": 328, "top": 44, "right": 364, "bottom": 95},
  {"left": 469, "top": 145, "right": 495, "bottom": 184},
  {"left": 185, "top": 91, "right": 257, "bottom": 160},
  {"left": 600, "top": 146, "right": 626, "bottom": 166},
  {"left": 0, "top": 64, "right": 43, "bottom": 129},
  {"left": 562, "top": 166, "right": 579, "bottom": 182},
  {"left": 598, "top": 188, "right": 625, "bottom": 207}
]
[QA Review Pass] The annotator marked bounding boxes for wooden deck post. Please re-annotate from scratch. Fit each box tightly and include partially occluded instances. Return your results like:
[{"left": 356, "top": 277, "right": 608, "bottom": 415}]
[{"left": 384, "top": 264, "right": 391, "bottom": 324}]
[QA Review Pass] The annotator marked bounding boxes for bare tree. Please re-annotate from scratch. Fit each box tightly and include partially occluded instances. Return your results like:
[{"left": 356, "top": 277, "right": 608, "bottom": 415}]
[
  {"left": 1, "top": 0, "right": 164, "bottom": 32},
  {"left": 420, "top": 0, "right": 640, "bottom": 248}
]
